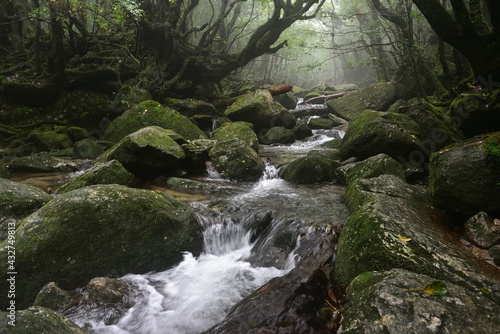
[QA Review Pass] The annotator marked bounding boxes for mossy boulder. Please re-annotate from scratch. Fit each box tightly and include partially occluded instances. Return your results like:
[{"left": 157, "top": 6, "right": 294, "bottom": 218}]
[
  {"left": 339, "top": 110, "right": 421, "bottom": 161},
  {"left": 307, "top": 117, "right": 334, "bottom": 129},
  {"left": 335, "top": 175, "right": 500, "bottom": 301},
  {"left": 224, "top": 90, "right": 287, "bottom": 131},
  {"left": 326, "top": 82, "right": 396, "bottom": 121},
  {"left": 258, "top": 127, "right": 295, "bottom": 145},
  {"left": 110, "top": 85, "right": 152, "bottom": 113},
  {"left": 341, "top": 269, "right": 500, "bottom": 334},
  {"left": 1, "top": 76, "right": 59, "bottom": 107},
  {"left": 0, "top": 306, "right": 86, "bottom": 334},
  {"left": 33, "top": 282, "right": 76, "bottom": 313},
  {"left": 209, "top": 138, "right": 265, "bottom": 181},
  {"left": 29, "top": 128, "right": 73, "bottom": 152},
  {"left": 429, "top": 133, "right": 500, "bottom": 215},
  {"left": 0, "top": 178, "right": 52, "bottom": 217},
  {"left": 180, "top": 139, "right": 215, "bottom": 174},
  {"left": 72, "top": 138, "right": 105, "bottom": 159},
  {"left": 273, "top": 91, "right": 298, "bottom": 110},
  {"left": 96, "top": 126, "right": 186, "bottom": 179},
  {"left": 335, "top": 153, "right": 405, "bottom": 185},
  {"left": 449, "top": 93, "right": 500, "bottom": 137},
  {"left": 291, "top": 120, "right": 313, "bottom": 140},
  {"left": 213, "top": 122, "right": 259, "bottom": 152},
  {"left": 57, "top": 160, "right": 136, "bottom": 193},
  {"left": 103, "top": 100, "right": 207, "bottom": 142},
  {"left": 0, "top": 184, "right": 204, "bottom": 309},
  {"left": 66, "top": 126, "right": 89, "bottom": 142},
  {"left": 163, "top": 98, "right": 217, "bottom": 117},
  {"left": 8, "top": 154, "right": 78, "bottom": 173},
  {"left": 281, "top": 149, "right": 340, "bottom": 183}
]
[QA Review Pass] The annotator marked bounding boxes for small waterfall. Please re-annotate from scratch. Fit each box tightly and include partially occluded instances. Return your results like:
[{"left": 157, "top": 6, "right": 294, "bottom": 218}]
[
  {"left": 261, "top": 158, "right": 279, "bottom": 181},
  {"left": 205, "top": 161, "right": 221, "bottom": 179}
]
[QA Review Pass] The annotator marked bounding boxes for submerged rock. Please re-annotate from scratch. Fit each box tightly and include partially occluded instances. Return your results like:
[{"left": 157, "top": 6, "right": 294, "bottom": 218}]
[
  {"left": 281, "top": 149, "right": 340, "bottom": 183},
  {"left": 0, "top": 184, "right": 204, "bottom": 309},
  {"left": 0, "top": 178, "right": 52, "bottom": 217}
]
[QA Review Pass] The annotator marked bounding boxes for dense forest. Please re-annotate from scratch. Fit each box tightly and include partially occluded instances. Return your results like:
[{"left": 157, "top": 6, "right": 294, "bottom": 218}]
[{"left": 1, "top": 1, "right": 500, "bottom": 333}]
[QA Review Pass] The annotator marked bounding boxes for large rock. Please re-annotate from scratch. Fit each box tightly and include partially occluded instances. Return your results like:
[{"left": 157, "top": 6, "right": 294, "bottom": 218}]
[
  {"left": 57, "top": 160, "right": 136, "bottom": 193},
  {"left": 341, "top": 269, "right": 500, "bottom": 334},
  {"left": 110, "top": 85, "right": 152, "bottom": 113},
  {"left": 335, "top": 153, "right": 405, "bottom": 185},
  {"left": 8, "top": 154, "right": 79, "bottom": 173},
  {"left": 291, "top": 120, "right": 313, "bottom": 140},
  {"left": 273, "top": 91, "right": 298, "bottom": 110},
  {"left": 163, "top": 98, "right": 217, "bottom": 117},
  {"left": 213, "top": 122, "right": 259, "bottom": 152},
  {"left": 0, "top": 179, "right": 52, "bottom": 217},
  {"left": 429, "top": 132, "right": 500, "bottom": 215},
  {"left": 72, "top": 138, "right": 105, "bottom": 159},
  {"left": 258, "top": 126, "right": 295, "bottom": 145},
  {"left": 464, "top": 212, "right": 500, "bottom": 249},
  {"left": 224, "top": 90, "right": 287, "bottom": 131},
  {"left": 326, "top": 82, "right": 396, "bottom": 121},
  {"left": 103, "top": 100, "right": 207, "bottom": 142},
  {"left": 281, "top": 149, "right": 340, "bottom": 183},
  {"left": 97, "top": 126, "right": 186, "bottom": 179},
  {"left": 180, "top": 139, "right": 216, "bottom": 174},
  {"left": 29, "top": 128, "right": 73, "bottom": 152},
  {"left": 335, "top": 175, "right": 500, "bottom": 303},
  {"left": 449, "top": 93, "right": 500, "bottom": 137},
  {"left": 0, "top": 306, "right": 85, "bottom": 334},
  {"left": 339, "top": 109, "right": 422, "bottom": 161},
  {"left": 209, "top": 138, "right": 265, "bottom": 181},
  {"left": 307, "top": 117, "right": 334, "bottom": 129},
  {"left": 0, "top": 184, "right": 204, "bottom": 309}
]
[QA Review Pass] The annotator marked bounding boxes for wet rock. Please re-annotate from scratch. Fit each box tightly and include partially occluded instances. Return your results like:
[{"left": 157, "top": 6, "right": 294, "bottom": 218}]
[
  {"left": 213, "top": 122, "right": 259, "bottom": 152},
  {"left": 291, "top": 120, "right": 313, "bottom": 140},
  {"left": 281, "top": 149, "right": 340, "bottom": 183},
  {"left": 29, "top": 128, "right": 73, "bottom": 152},
  {"left": 209, "top": 138, "right": 265, "bottom": 181},
  {"left": 163, "top": 98, "right": 217, "bottom": 117},
  {"left": 341, "top": 269, "right": 500, "bottom": 334},
  {"left": 308, "top": 117, "right": 334, "bottom": 129},
  {"left": 335, "top": 153, "right": 405, "bottom": 185},
  {"left": 273, "top": 91, "right": 298, "bottom": 110},
  {"left": 0, "top": 306, "right": 85, "bottom": 334},
  {"left": 57, "top": 160, "right": 136, "bottom": 193},
  {"left": 320, "top": 138, "right": 342, "bottom": 149},
  {"left": 180, "top": 139, "right": 215, "bottom": 173},
  {"left": 96, "top": 126, "right": 186, "bottom": 179},
  {"left": 336, "top": 175, "right": 500, "bottom": 303},
  {"left": 258, "top": 127, "right": 295, "bottom": 145},
  {"left": 326, "top": 82, "right": 396, "bottom": 121},
  {"left": 9, "top": 154, "right": 78, "bottom": 173},
  {"left": 429, "top": 132, "right": 500, "bottom": 215},
  {"left": 72, "top": 138, "right": 105, "bottom": 159},
  {"left": 0, "top": 184, "right": 204, "bottom": 309},
  {"left": 0, "top": 178, "right": 52, "bottom": 217},
  {"left": 464, "top": 212, "right": 500, "bottom": 249},
  {"left": 103, "top": 100, "right": 207, "bottom": 142},
  {"left": 450, "top": 93, "right": 500, "bottom": 137},
  {"left": 84, "top": 277, "right": 130, "bottom": 305},
  {"left": 33, "top": 282, "right": 75, "bottom": 312},
  {"left": 339, "top": 109, "right": 421, "bottom": 161}
]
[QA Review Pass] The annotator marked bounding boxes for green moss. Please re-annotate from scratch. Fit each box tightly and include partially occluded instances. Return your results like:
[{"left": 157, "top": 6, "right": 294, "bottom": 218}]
[{"left": 484, "top": 133, "right": 500, "bottom": 163}]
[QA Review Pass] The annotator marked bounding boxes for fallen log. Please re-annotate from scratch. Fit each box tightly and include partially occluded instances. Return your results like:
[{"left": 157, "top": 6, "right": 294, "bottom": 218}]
[{"left": 299, "top": 90, "right": 355, "bottom": 105}]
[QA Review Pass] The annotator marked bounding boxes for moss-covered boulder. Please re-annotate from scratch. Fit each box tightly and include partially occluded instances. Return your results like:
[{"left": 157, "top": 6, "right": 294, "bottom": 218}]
[
  {"left": 103, "top": 100, "right": 207, "bottom": 142},
  {"left": 291, "top": 120, "right": 313, "bottom": 140},
  {"left": 33, "top": 282, "right": 76, "bottom": 313},
  {"left": 29, "top": 128, "right": 73, "bottom": 152},
  {"left": 341, "top": 269, "right": 500, "bottom": 334},
  {"left": 0, "top": 178, "right": 52, "bottom": 217},
  {"left": 339, "top": 110, "right": 421, "bottom": 161},
  {"left": 8, "top": 154, "right": 78, "bottom": 173},
  {"left": 335, "top": 175, "right": 500, "bottom": 301},
  {"left": 281, "top": 149, "right": 340, "bottom": 183},
  {"left": 0, "top": 184, "right": 204, "bottom": 309},
  {"left": 429, "top": 133, "right": 500, "bottom": 215},
  {"left": 96, "top": 126, "right": 186, "bottom": 179},
  {"left": 180, "top": 139, "right": 215, "bottom": 174},
  {"left": 307, "top": 117, "right": 334, "bottom": 129},
  {"left": 209, "top": 138, "right": 265, "bottom": 181},
  {"left": 273, "top": 91, "right": 298, "bottom": 110},
  {"left": 449, "top": 93, "right": 500, "bottom": 137},
  {"left": 335, "top": 153, "right": 405, "bottom": 185},
  {"left": 0, "top": 306, "right": 85, "bottom": 334},
  {"left": 224, "top": 90, "right": 287, "bottom": 131},
  {"left": 72, "top": 138, "right": 105, "bottom": 159},
  {"left": 110, "top": 85, "right": 152, "bottom": 113},
  {"left": 1, "top": 76, "right": 59, "bottom": 107},
  {"left": 57, "top": 160, "right": 136, "bottom": 193},
  {"left": 163, "top": 98, "right": 217, "bottom": 117},
  {"left": 326, "top": 82, "right": 396, "bottom": 121},
  {"left": 66, "top": 126, "right": 89, "bottom": 142},
  {"left": 258, "top": 127, "right": 295, "bottom": 145},
  {"left": 213, "top": 122, "right": 259, "bottom": 152}
]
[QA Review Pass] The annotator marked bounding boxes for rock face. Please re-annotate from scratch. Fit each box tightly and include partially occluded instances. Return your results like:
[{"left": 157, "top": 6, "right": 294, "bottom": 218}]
[
  {"left": 326, "top": 82, "right": 396, "bottom": 120},
  {"left": 281, "top": 149, "right": 340, "bottom": 183},
  {"left": 57, "top": 160, "right": 136, "bottom": 193},
  {"left": 341, "top": 269, "right": 500, "bottom": 334},
  {"left": 258, "top": 126, "right": 295, "bottom": 145},
  {"left": 209, "top": 138, "right": 265, "bottom": 181},
  {"left": 0, "top": 184, "right": 204, "bottom": 309},
  {"left": 103, "top": 100, "right": 207, "bottom": 142},
  {"left": 213, "top": 122, "right": 259, "bottom": 152},
  {"left": 339, "top": 109, "right": 421, "bottom": 161},
  {"left": 0, "top": 178, "right": 52, "bottom": 217},
  {"left": 0, "top": 306, "right": 86, "bottom": 334},
  {"left": 335, "top": 153, "right": 405, "bottom": 185},
  {"left": 97, "top": 126, "right": 186, "bottom": 179},
  {"left": 429, "top": 132, "right": 500, "bottom": 215}
]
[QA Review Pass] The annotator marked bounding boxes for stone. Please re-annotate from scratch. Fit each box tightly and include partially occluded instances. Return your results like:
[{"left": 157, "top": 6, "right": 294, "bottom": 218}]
[
  {"left": 29, "top": 129, "right": 73, "bottom": 152},
  {"left": 258, "top": 127, "right": 296, "bottom": 145},
  {"left": 307, "top": 117, "right": 334, "bottom": 129},
  {"left": 0, "top": 178, "right": 52, "bottom": 217},
  {"left": 464, "top": 212, "right": 500, "bottom": 249},
  {"left": 9, "top": 154, "right": 79, "bottom": 173},
  {"left": 110, "top": 85, "right": 152, "bottom": 113},
  {"left": 327, "top": 113, "right": 349, "bottom": 128},
  {"left": 291, "top": 120, "right": 313, "bottom": 140},
  {"left": 429, "top": 132, "right": 500, "bottom": 215},
  {"left": 489, "top": 245, "right": 500, "bottom": 266},
  {"left": 33, "top": 282, "right": 75, "bottom": 312},
  {"left": 180, "top": 139, "right": 216, "bottom": 174},
  {"left": 281, "top": 149, "right": 340, "bottom": 183},
  {"left": 66, "top": 126, "right": 89, "bottom": 142},
  {"left": 72, "top": 138, "right": 105, "bottom": 159},
  {"left": 339, "top": 109, "right": 422, "bottom": 161},
  {"left": 449, "top": 93, "right": 500, "bottom": 137},
  {"left": 273, "top": 91, "right": 298, "bottom": 110},
  {"left": 57, "top": 160, "right": 136, "bottom": 193},
  {"left": 103, "top": 100, "right": 207, "bottom": 142},
  {"left": 209, "top": 138, "right": 265, "bottom": 181},
  {"left": 163, "top": 98, "right": 217, "bottom": 117},
  {"left": 0, "top": 184, "right": 204, "bottom": 309},
  {"left": 335, "top": 153, "right": 405, "bottom": 185},
  {"left": 213, "top": 122, "right": 259, "bottom": 152}
]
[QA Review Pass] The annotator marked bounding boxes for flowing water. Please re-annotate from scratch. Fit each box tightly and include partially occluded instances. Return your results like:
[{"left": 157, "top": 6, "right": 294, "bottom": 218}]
[{"left": 62, "top": 127, "right": 348, "bottom": 334}]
